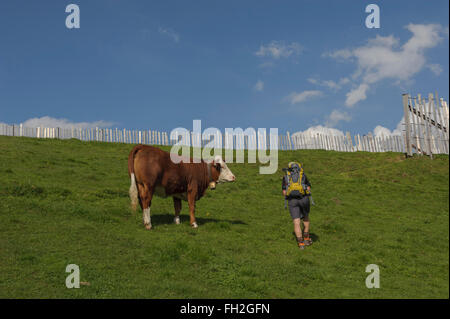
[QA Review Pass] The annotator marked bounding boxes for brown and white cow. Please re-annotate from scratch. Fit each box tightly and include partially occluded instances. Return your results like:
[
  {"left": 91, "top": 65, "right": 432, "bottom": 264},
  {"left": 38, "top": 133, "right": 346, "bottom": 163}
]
[{"left": 127, "top": 144, "right": 235, "bottom": 229}]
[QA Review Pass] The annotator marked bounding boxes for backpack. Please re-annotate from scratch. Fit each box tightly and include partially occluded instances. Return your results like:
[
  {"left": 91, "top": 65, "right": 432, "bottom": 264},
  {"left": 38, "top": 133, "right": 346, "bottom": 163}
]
[{"left": 284, "top": 162, "right": 310, "bottom": 197}]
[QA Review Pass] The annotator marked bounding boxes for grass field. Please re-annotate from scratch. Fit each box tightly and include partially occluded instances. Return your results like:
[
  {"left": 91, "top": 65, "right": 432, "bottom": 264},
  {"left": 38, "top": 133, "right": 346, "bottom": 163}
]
[{"left": 0, "top": 135, "right": 448, "bottom": 298}]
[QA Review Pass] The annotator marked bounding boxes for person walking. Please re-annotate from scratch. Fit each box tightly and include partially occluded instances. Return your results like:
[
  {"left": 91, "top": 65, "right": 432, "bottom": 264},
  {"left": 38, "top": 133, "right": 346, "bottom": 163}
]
[{"left": 282, "top": 162, "right": 312, "bottom": 250}]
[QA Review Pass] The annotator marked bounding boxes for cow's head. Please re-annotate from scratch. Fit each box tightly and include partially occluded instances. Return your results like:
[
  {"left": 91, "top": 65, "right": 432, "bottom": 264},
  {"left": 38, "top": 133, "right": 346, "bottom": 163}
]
[{"left": 209, "top": 155, "right": 235, "bottom": 189}]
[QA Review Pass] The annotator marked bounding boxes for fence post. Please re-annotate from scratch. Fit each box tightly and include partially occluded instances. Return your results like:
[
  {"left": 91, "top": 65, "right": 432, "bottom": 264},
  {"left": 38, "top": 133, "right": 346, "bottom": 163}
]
[
  {"left": 286, "top": 131, "right": 292, "bottom": 150},
  {"left": 345, "top": 132, "right": 352, "bottom": 152},
  {"left": 420, "top": 94, "right": 432, "bottom": 158},
  {"left": 367, "top": 133, "right": 372, "bottom": 152},
  {"left": 411, "top": 97, "right": 422, "bottom": 154},
  {"left": 442, "top": 98, "right": 449, "bottom": 143},
  {"left": 435, "top": 95, "right": 447, "bottom": 154},
  {"left": 442, "top": 99, "right": 450, "bottom": 153},
  {"left": 430, "top": 93, "right": 441, "bottom": 154},
  {"left": 402, "top": 93, "right": 413, "bottom": 156}
]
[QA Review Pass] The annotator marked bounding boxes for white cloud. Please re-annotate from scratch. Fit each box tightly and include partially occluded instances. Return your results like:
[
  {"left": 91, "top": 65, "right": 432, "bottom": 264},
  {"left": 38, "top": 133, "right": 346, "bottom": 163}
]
[
  {"left": 372, "top": 118, "right": 404, "bottom": 137},
  {"left": 373, "top": 125, "right": 400, "bottom": 137},
  {"left": 292, "top": 109, "right": 351, "bottom": 137},
  {"left": 326, "top": 109, "right": 352, "bottom": 127},
  {"left": 158, "top": 27, "right": 180, "bottom": 43},
  {"left": 367, "top": 34, "right": 400, "bottom": 48},
  {"left": 255, "top": 41, "right": 302, "bottom": 59},
  {"left": 326, "top": 23, "right": 445, "bottom": 106},
  {"left": 285, "top": 90, "right": 322, "bottom": 105},
  {"left": 308, "top": 77, "right": 350, "bottom": 91},
  {"left": 292, "top": 125, "right": 345, "bottom": 137},
  {"left": 427, "top": 63, "right": 443, "bottom": 76},
  {"left": 253, "top": 80, "right": 264, "bottom": 92},
  {"left": 19, "top": 116, "right": 115, "bottom": 129},
  {"left": 345, "top": 83, "right": 369, "bottom": 107},
  {"left": 322, "top": 49, "right": 353, "bottom": 60}
]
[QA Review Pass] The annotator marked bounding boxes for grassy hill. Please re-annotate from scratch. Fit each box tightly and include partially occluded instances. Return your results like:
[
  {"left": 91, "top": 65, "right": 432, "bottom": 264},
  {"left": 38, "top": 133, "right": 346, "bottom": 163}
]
[{"left": 0, "top": 135, "right": 448, "bottom": 298}]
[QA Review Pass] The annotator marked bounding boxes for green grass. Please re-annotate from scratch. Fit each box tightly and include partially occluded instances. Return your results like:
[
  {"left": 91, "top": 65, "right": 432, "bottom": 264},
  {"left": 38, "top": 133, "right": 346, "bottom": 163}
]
[{"left": 0, "top": 136, "right": 448, "bottom": 298}]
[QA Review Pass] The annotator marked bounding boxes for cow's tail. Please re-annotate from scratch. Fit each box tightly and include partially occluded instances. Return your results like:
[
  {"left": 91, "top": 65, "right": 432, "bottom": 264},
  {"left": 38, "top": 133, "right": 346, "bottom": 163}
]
[
  {"left": 129, "top": 173, "right": 138, "bottom": 211},
  {"left": 128, "top": 145, "right": 144, "bottom": 211}
]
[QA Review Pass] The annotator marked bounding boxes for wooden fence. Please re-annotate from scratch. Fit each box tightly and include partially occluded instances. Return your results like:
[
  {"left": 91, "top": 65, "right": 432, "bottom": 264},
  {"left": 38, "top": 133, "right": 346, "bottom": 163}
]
[
  {"left": 289, "top": 131, "right": 406, "bottom": 153},
  {"left": 0, "top": 125, "right": 170, "bottom": 146},
  {"left": 0, "top": 123, "right": 408, "bottom": 153},
  {"left": 402, "top": 93, "right": 449, "bottom": 158},
  {"left": 1, "top": 93, "right": 447, "bottom": 155}
]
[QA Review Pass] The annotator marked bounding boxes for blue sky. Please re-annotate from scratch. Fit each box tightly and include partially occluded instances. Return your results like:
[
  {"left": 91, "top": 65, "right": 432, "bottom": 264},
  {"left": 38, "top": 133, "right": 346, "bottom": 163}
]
[{"left": 0, "top": 0, "right": 448, "bottom": 135}]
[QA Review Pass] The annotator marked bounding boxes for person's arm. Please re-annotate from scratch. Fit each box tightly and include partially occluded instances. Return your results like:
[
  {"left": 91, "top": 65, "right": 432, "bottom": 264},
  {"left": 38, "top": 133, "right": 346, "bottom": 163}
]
[
  {"left": 282, "top": 177, "right": 286, "bottom": 196},
  {"left": 304, "top": 174, "right": 311, "bottom": 192}
]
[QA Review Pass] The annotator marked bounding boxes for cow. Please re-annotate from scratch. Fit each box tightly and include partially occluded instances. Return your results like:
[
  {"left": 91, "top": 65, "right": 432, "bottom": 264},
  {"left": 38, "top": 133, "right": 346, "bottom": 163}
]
[{"left": 127, "top": 144, "right": 236, "bottom": 229}]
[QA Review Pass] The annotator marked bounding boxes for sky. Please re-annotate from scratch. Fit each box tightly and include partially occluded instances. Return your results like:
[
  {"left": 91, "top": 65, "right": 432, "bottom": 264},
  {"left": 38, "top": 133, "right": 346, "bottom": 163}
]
[{"left": 0, "top": 0, "right": 448, "bottom": 136}]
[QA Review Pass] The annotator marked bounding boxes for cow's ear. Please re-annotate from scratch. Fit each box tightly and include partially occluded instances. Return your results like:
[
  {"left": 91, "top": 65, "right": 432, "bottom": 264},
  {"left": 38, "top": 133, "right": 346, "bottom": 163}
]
[{"left": 215, "top": 162, "right": 221, "bottom": 172}]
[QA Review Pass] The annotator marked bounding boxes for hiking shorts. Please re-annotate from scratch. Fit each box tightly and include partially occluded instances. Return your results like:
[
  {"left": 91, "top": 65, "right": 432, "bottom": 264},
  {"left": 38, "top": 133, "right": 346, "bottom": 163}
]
[{"left": 288, "top": 196, "right": 310, "bottom": 220}]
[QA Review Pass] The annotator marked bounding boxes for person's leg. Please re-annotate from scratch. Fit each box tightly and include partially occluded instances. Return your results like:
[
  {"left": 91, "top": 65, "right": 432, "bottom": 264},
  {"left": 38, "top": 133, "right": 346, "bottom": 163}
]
[
  {"left": 303, "top": 219, "right": 310, "bottom": 234},
  {"left": 288, "top": 199, "right": 304, "bottom": 249},
  {"left": 293, "top": 218, "right": 305, "bottom": 249},
  {"left": 303, "top": 218, "right": 312, "bottom": 245},
  {"left": 293, "top": 218, "right": 302, "bottom": 239},
  {"left": 300, "top": 196, "right": 312, "bottom": 245}
]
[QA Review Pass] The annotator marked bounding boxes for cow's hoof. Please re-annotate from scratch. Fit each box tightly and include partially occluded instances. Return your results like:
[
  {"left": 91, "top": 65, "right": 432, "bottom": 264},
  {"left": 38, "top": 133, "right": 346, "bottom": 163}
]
[
  {"left": 191, "top": 222, "right": 198, "bottom": 228},
  {"left": 174, "top": 217, "right": 181, "bottom": 225},
  {"left": 145, "top": 224, "right": 152, "bottom": 230}
]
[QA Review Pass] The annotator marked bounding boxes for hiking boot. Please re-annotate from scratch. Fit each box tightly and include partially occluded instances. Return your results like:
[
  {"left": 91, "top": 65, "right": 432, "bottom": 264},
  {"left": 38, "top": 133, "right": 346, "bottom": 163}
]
[
  {"left": 297, "top": 240, "right": 305, "bottom": 250},
  {"left": 304, "top": 237, "right": 313, "bottom": 246},
  {"left": 303, "top": 232, "right": 313, "bottom": 246}
]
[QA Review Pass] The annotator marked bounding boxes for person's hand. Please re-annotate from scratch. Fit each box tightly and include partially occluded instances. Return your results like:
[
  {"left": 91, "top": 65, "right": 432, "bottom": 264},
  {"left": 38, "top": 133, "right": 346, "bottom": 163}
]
[
  {"left": 307, "top": 186, "right": 311, "bottom": 192},
  {"left": 282, "top": 190, "right": 286, "bottom": 196}
]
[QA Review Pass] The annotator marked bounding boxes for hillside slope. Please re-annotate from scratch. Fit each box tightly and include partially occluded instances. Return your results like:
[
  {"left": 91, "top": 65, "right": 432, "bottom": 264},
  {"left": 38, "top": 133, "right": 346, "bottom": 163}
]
[{"left": 0, "top": 136, "right": 448, "bottom": 298}]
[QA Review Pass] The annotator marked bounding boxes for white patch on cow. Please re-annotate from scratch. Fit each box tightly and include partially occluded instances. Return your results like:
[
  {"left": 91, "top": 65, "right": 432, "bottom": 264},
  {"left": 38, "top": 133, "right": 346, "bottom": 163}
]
[
  {"left": 191, "top": 221, "right": 198, "bottom": 228},
  {"left": 129, "top": 173, "right": 139, "bottom": 211},
  {"left": 174, "top": 216, "right": 180, "bottom": 224},
  {"left": 214, "top": 155, "right": 236, "bottom": 183},
  {"left": 143, "top": 208, "right": 152, "bottom": 230}
]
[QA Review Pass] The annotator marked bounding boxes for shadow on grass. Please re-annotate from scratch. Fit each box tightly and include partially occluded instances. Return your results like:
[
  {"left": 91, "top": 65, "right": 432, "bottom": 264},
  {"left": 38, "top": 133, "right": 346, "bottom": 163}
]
[
  {"left": 151, "top": 213, "right": 247, "bottom": 227},
  {"left": 310, "top": 233, "right": 320, "bottom": 242},
  {"left": 292, "top": 232, "right": 320, "bottom": 242}
]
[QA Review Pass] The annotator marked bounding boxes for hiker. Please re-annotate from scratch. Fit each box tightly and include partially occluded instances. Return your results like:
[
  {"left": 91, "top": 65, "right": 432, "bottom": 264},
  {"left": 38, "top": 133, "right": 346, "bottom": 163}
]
[{"left": 282, "top": 162, "right": 312, "bottom": 250}]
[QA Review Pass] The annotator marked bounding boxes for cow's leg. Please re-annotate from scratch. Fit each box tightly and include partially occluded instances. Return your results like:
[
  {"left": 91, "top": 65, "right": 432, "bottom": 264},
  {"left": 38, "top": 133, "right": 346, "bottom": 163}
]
[
  {"left": 138, "top": 193, "right": 143, "bottom": 211},
  {"left": 138, "top": 183, "right": 154, "bottom": 230},
  {"left": 173, "top": 197, "right": 182, "bottom": 225},
  {"left": 187, "top": 190, "right": 198, "bottom": 228}
]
